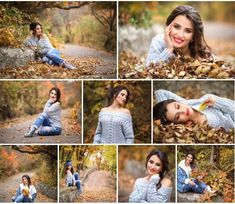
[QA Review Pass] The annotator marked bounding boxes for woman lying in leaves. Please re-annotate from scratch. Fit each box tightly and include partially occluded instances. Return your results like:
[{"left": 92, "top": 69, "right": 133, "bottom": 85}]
[
  {"left": 129, "top": 149, "right": 172, "bottom": 202},
  {"left": 153, "top": 89, "right": 234, "bottom": 132},
  {"left": 24, "top": 87, "right": 62, "bottom": 137},
  {"left": 146, "top": 5, "right": 213, "bottom": 66},
  {"left": 177, "top": 153, "right": 216, "bottom": 194},
  {"left": 25, "top": 22, "right": 76, "bottom": 69}
]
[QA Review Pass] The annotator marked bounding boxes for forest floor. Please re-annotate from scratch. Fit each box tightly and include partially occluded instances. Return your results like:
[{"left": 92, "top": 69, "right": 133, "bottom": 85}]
[
  {"left": 0, "top": 170, "right": 56, "bottom": 202},
  {"left": 75, "top": 170, "right": 116, "bottom": 202},
  {"left": 0, "top": 44, "right": 116, "bottom": 79},
  {"left": 0, "top": 108, "right": 81, "bottom": 144}
]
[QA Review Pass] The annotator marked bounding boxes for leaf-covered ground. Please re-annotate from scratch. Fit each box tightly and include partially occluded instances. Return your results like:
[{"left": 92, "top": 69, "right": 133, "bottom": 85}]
[
  {"left": 154, "top": 122, "right": 234, "bottom": 144},
  {"left": 0, "top": 56, "right": 116, "bottom": 79},
  {"left": 119, "top": 51, "right": 235, "bottom": 79}
]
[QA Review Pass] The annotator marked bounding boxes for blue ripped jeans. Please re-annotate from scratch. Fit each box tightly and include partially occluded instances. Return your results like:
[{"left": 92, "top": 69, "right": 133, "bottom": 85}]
[
  {"left": 33, "top": 113, "right": 62, "bottom": 136},
  {"left": 12, "top": 194, "right": 35, "bottom": 203},
  {"left": 183, "top": 179, "right": 207, "bottom": 194},
  {"left": 42, "top": 48, "right": 64, "bottom": 66},
  {"left": 68, "top": 173, "right": 82, "bottom": 192}
]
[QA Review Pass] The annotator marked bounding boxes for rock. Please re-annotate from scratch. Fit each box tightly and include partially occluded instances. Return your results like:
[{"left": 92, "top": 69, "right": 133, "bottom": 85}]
[
  {"left": 0, "top": 47, "right": 35, "bottom": 69},
  {"left": 124, "top": 160, "right": 145, "bottom": 178},
  {"left": 177, "top": 192, "right": 201, "bottom": 202},
  {"left": 119, "top": 24, "right": 164, "bottom": 57},
  {"left": 35, "top": 183, "right": 57, "bottom": 200},
  {"left": 59, "top": 186, "right": 80, "bottom": 202}
]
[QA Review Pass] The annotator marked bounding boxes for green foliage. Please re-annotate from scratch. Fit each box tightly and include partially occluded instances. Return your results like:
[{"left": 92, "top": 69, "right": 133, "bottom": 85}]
[
  {"left": 0, "top": 4, "right": 34, "bottom": 47},
  {"left": 129, "top": 11, "right": 153, "bottom": 29},
  {"left": 83, "top": 81, "right": 151, "bottom": 143}
]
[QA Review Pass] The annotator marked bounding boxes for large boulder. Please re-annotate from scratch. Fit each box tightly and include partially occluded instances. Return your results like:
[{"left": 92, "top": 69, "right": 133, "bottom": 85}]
[
  {"left": 0, "top": 47, "right": 35, "bottom": 69},
  {"left": 119, "top": 24, "right": 164, "bottom": 57},
  {"left": 177, "top": 192, "right": 201, "bottom": 202},
  {"left": 59, "top": 186, "right": 80, "bottom": 202},
  {"left": 35, "top": 183, "right": 57, "bottom": 200}
]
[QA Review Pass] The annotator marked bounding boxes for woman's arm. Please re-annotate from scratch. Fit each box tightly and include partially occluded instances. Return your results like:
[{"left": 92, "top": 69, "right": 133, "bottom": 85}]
[
  {"left": 93, "top": 115, "right": 102, "bottom": 144},
  {"left": 146, "top": 34, "right": 175, "bottom": 66},
  {"left": 129, "top": 179, "right": 147, "bottom": 203},
  {"left": 123, "top": 116, "right": 135, "bottom": 144},
  {"left": 147, "top": 175, "right": 172, "bottom": 203},
  {"left": 155, "top": 89, "right": 186, "bottom": 103},
  {"left": 15, "top": 185, "right": 21, "bottom": 197},
  {"left": 38, "top": 34, "right": 54, "bottom": 55},
  {"left": 43, "top": 101, "right": 60, "bottom": 114},
  {"left": 177, "top": 167, "right": 190, "bottom": 184},
  {"left": 202, "top": 94, "right": 234, "bottom": 121}
]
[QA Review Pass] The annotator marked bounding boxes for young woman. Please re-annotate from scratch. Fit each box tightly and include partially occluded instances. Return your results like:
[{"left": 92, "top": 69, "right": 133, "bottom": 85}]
[
  {"left": 25, "top": 22, "right": 75, "bottom": 69},
  {"left": 146, "top": 5, "right": 212, "bottom": 66},
  {"left": 177, "top": 153, "right": 216, "bottom": 194},
  {"left": 93, "top": 85, "right": 134, "bottom": 144},
  {"left": 153, "top": 89, "right": 234, "bottom": 131},
  {"left": 129, "top": 149, "right": 172, "bottom": 203},
  {"left": 12, "top": 175, "right": 37, "bottom": 203},
  {"left": 24, "top": 87, "right": 62, "bottom": 137},
  {"left": 65, "top": 160, "right": 82, "bottom": 193}
]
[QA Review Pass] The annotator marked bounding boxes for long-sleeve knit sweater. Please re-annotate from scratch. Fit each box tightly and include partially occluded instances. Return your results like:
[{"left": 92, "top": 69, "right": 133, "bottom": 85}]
[
  {"left": 129, "top": 175, "right": 172, "bottom": 203},
  {"left": 146, "top": 34, "right": 175, "bottom": 66},
  {"left": 25, "top": 34, "right": 54, "bottom": 55},
  {"left": 93, "top": 111, "right": 134, "bottom": 144},
  {"left": 155, "top": 89, "right": 235, "bottom": 131},
  {"left": 43, "top": 100, "right": 62, "bottom": 128}
]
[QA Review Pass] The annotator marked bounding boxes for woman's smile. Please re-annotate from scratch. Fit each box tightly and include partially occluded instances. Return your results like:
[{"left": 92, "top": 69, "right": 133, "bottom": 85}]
[{"left": 173, "top": 36, "right": 184, "bottom": 44}]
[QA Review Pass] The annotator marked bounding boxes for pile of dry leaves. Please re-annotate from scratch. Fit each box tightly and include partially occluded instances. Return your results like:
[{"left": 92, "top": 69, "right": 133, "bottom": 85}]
[
  {"left": 119, "top": 51, "right": 235, "bottom": 79},
  {"left": 154, "top": 120, "right": 234, "bottom": 144},
  {"left": 0, "top": 56, "right": 115, "bottom": 79}
]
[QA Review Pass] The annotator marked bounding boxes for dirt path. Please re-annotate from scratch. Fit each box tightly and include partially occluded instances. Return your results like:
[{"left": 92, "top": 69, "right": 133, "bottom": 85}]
[
  {"left": 0, "top": 108, "right": 81, "bottom": 144},
  {"left": 61, "top": 44, "right": 117, "bottom": 79},
  {"left": 0, "top": 171, "right": 55, "bottom": 202},
  {"left": 76, "top": 170, "right": 116, "bottom": 202}
]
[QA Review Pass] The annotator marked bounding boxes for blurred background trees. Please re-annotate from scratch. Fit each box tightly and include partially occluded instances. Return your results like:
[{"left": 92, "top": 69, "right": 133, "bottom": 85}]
[
  {"left": 178, "top": 145, "right": 234, "bottom": 202},
  {"left": 59, "top": 145, "right": 116, "bottom": 177},
  {"left": 118, "top": 145, "right": 175, "bottom": 202},
  {"left": 119, "top": 2, "right": 235, "bottom": 28},
  {"left": 0, "top": 145, "right": 57, "bottom": 187},
  {"left": 83, "top": 81, "right": 151, "bottom": 143},
  {"left": 0, "top": 1, "right": 116, "bottom": 52},
  {"left": 0, "top": 81, "right": 81, "bottom": 122}
]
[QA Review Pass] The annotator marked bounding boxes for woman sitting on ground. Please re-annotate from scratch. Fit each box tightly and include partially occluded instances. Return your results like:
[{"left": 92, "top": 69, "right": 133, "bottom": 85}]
[
  {"left": 177, "top": 153, "right": 216, "bottom": 194},
  {"left": 25, "top": 22, "right": 75, "bottom": 69}
]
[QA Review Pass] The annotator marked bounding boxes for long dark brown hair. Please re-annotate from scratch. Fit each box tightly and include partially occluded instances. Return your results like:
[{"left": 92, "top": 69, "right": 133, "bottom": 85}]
[{"left": 166, "top": 5, "right": 212, "bottom": 59}]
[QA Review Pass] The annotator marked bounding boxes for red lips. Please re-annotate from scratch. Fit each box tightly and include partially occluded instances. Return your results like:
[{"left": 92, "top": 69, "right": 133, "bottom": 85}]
[{"left": 174, "top": 37, "right": 184, "bottom": 44}]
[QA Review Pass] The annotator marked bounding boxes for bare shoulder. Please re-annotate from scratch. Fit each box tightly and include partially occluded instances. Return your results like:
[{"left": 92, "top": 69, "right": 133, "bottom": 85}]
[
  {"left": 161, "top": 177, "right": 172, "bottom": 187},
  {"left": 100, "top": 107, "right": 109, "bottom": 112},
  {"left": 120, "top": 108, "right": 131, "bottom": 115},
  {"left": 42, "top": 33, "right": 48, "bottom": 39}
]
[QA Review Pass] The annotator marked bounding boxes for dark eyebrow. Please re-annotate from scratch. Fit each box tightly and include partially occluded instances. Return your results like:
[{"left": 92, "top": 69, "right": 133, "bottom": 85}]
[{"left": 174, "top": 22, "right": 193, "bottom": 30}]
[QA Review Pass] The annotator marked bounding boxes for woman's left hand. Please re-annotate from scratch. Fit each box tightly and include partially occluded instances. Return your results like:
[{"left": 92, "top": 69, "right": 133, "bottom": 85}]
[{"left": 204, "top": 97, "right": 216, "bottom": 107}]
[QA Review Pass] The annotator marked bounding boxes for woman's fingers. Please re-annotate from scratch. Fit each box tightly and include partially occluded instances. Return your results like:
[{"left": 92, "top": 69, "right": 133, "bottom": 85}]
[
  {"left": 164, "top": 24, "right": 173, "bottom": 52},
  {"left": 204, "top": 97, "right": 216, "bottom": 106}
]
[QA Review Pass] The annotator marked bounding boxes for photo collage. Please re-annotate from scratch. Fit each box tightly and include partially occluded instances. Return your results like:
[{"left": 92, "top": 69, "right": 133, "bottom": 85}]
[{"left": 0, "top": 1, "right": 234, "bottom": 203}]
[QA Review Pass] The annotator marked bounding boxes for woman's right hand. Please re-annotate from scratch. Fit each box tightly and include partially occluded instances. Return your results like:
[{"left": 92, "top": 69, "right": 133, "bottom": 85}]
[
  {"left": 164, "top": 24, "right": 174, "bottom": 53},
  {"left": 189, "top": 180, "right": 195, "bottom": 186}
]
